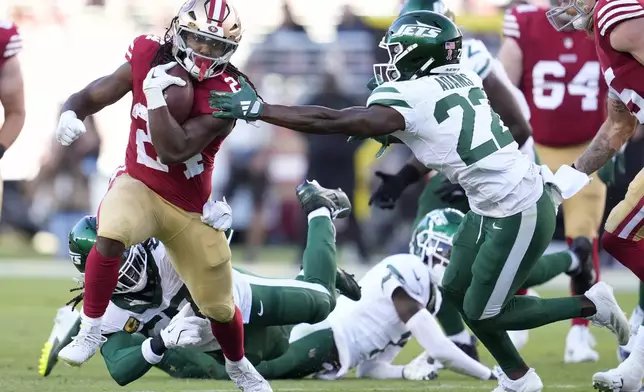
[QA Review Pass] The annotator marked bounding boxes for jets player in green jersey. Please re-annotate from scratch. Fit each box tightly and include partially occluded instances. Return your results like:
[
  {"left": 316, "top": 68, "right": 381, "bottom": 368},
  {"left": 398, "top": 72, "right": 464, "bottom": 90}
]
[
  {"left": 38, "top": 180, "right": 361, "bottom": 386},
  {"left": 207, "top": 11, "right": 630, "bottom": 392}
]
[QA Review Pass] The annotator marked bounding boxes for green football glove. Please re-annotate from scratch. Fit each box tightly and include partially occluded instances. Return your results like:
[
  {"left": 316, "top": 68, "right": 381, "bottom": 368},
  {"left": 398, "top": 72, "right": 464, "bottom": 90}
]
[
  {"left": 597, "top": 150, "right": 626, "bottom": 187},
  {"left": 209, "top": 76, "right": 264, "bottom": 120}
]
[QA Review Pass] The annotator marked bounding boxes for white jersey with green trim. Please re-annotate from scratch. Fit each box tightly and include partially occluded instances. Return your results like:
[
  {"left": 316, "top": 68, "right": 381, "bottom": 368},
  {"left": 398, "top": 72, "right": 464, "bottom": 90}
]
[
  {"left": 101, "top": 241, "right": 253, "bottom": 338},
  {"left": 367, "top": 66, "right": 543, "bottom": 218},
  {"left": 324, "top": 253, "right": 436, "bottom": 379}
]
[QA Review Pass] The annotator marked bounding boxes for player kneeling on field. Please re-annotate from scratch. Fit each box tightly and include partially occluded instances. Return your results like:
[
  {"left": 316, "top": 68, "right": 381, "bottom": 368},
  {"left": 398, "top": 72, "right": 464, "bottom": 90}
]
[{"left": 38, "top": 180, "right": 362, "bottom": 385}]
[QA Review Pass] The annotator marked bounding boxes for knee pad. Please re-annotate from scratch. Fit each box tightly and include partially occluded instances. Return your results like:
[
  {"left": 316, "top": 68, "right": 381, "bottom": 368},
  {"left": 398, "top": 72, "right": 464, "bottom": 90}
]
[{"left": 199, "top": 301, "right": 235, "bottom": 323}]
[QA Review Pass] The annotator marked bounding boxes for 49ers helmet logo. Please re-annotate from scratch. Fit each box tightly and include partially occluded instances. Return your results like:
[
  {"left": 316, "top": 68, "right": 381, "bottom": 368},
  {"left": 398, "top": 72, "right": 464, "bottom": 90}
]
[{"left": 392, "top": 21, "right": 441, "bottom": 38}]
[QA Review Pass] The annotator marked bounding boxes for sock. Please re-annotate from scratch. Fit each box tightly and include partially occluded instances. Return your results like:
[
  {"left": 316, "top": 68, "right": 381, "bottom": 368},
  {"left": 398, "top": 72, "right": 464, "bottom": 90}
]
[
  {"left": 621, "top": 325, "right": 644, "bottom": 375},
  {"left": 448, "top": 329, "right": 472, "bottom": 345},
  {"left": 567, "top": 250, "right": 580, "bottom": 272},
  {"left": 80, "top": 310, "right": 102, "bottom": 333},
  {"left": 210, "top": 306, "right": 244, "bottom": 362},
  {"left": 83, "top": 246, "right": 121, "bottom": 318},
  {"left": 308, "top": 207, "right": 330, "bottom": 222},
  {"left": 603, "top": 231, "right": 644, "bottom": 280},
  {"left": 570, "top": 237, "right": 599, "bottom": 327}
]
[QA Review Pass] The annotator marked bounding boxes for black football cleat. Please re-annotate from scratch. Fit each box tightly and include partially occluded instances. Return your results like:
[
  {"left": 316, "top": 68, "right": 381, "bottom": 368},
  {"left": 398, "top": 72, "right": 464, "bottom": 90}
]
[{"left": 296, "top": 180, "right": 351, "bottom": 219}]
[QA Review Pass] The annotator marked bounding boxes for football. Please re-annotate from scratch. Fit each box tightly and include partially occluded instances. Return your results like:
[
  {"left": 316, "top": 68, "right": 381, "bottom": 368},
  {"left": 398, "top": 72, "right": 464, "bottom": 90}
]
[{"left": 163, "top": 65, "right": 194, "bottom": 124}]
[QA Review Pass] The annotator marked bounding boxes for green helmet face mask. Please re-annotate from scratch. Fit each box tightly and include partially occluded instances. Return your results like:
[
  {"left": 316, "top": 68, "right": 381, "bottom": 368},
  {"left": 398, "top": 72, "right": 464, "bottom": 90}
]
[
  {"left": 373, "top": 11, "right": 462, "bottom": 86},
  {"left": 410, "top": 208, "right": 464, "bottom": 284},
  {"left": 68, "top": 215, "right": 149, "bottom": 294}
]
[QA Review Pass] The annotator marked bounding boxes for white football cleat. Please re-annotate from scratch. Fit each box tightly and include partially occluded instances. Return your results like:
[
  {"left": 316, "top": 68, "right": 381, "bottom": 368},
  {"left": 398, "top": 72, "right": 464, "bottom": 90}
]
[
  {"left": 564, "top": 325, "right": 599, "bottom": 363},
  {"left": 57, "top": 314, "right": 106, "bottom": 366},
  {"left": 38, "top": 307, "right": 81, "bottom": 376},
  {"left": 618, "top": 307, "right": 644, "bottom": 362},
  {"left": 492, "top": 368, "right": 543, "bottom": 392},
  {"left": 593, "top": 368, "right": 642, "bottom": 392},
  {"left": 226, "top": 357, "right": 272, "bottom": 392},
  {"left": 585, "top": 282, "right": 630, "bottom": 345}
]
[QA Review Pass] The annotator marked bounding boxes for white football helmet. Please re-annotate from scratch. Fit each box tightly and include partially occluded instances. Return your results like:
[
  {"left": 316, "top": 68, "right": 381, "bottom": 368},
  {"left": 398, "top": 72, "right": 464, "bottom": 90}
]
[
  {"left": 114, "top": 243, "right": 149, "bottom": 294},
  {"left": 546, "top": 0, "right": 596, "bottom": 31},
  {"left": 172, "top": 0, "right": 243, "bottom": 81}
]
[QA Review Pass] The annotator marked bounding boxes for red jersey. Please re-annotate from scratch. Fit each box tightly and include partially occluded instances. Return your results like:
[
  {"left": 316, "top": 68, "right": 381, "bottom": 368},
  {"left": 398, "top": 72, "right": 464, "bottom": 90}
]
[
  {"left": 503, "top": 5, "right": 607, "bottom": 146},
  {"left": 593, "top": 0, "right": 644, "bottom": 124},
  {"left": 124, "top": 35, "right": 237, "bottom": 213},
  {"left": 0, "top": 20, "right": 21, "bottom": 69}
]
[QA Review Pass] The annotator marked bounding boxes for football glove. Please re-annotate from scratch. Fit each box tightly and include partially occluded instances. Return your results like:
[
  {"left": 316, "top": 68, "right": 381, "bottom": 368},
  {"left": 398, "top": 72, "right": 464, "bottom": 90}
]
[
  {"left": 143, "top": 62, "right": 187, "bottom": 110},
  {"left": 369, "top": 171, "right": 407, "bottom": 209},
  {"left": 403, "top": 352, "right": 439, "bottom": 380},
  {"left": 597, "top": 150, "right": 626, "bottom": 187},
  {"left": 160, "top": 303, "right": 209, "bottom": 349},
  {"left": 347, "top": 135, "right": 391, "bottom": 158},
  {"left": 434, "top": 177, "right": 466, "bottom": 203},
  {"left": 201, "top": 197, "right": 232, "bottom": 231},
  {"left": 56, "top": 111, "right": 86, "bottom": 146},
  {"left": 209, "top": 76, "right": 263, "bottom": 120}
]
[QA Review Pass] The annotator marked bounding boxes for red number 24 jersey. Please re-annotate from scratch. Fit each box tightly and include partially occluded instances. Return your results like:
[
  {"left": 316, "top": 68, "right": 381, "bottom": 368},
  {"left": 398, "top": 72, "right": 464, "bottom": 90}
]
[{"left": 124, "top": 35, "right": 238, "bottom": 213}]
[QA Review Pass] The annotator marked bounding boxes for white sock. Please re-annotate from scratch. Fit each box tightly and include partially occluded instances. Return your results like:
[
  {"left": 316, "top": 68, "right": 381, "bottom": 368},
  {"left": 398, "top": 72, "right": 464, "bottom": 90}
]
[
  {"left": 448, "top": 329, "right": 471, "bottom": 345},
  {"left": 567, "top": 250, "right": 580, "bottom": 272},
  {"left": 621, "top": 326, "right": 644, "bottom": 374},
  {"left": 80, "top": 309, "right": 102, "bottom": 331},
  {"left": 308, "top": 207, "right": 331, "bottom": 222}
]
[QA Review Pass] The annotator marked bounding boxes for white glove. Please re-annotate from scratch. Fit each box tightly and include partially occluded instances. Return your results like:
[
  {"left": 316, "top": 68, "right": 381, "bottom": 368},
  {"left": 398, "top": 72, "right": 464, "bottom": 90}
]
[
  {"left": 160, "top": 303, "right": 209, "bottom": 349},
  {"left": 403, "top": 352, "right": 439, "bottom": 380},
  {"left": 56, "top": 111, "right": 86, "bottom": 146},
  {"left": 201, "top": 198, "right": 233, "bottom": 231},
  {"left": 143, "top": 62, "right": 186, "bottom": 110}
]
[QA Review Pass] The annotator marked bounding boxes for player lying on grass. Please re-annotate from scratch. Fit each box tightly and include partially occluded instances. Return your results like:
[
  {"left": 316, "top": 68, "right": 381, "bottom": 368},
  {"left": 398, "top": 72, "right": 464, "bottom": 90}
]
[
  {"left": 39, "top": 180, "right": 361, "bottom": 385},
  {"left": 208, "top": 11, "right": 630, "bottom": 392}
]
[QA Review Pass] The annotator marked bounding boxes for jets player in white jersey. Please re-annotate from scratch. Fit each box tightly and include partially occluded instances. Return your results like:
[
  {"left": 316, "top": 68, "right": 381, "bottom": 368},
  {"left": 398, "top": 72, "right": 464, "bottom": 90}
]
[{"left": 208, "top": 10, "right": 630, "bottom": 392}]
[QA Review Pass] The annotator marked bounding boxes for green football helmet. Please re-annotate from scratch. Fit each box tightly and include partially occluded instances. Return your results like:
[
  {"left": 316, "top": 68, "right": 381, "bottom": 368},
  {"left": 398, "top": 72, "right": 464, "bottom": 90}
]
[
  {"left": 373, "top": 11, "right": 462, "bottom": 86},
  {"left": 68, "top": 215, "right": 149, "bottom": 294},
  {"left": 410, "top": 208, "right": 464, "bottom": 284},
  {"left": 400, "top": 0, "right": 455, "bottom": 20}
]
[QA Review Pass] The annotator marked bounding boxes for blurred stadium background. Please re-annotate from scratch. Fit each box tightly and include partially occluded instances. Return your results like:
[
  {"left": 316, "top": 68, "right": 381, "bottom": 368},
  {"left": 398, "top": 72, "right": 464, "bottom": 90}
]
[{"left": 0, "top": 0, "right": 638, "bottom": 286}]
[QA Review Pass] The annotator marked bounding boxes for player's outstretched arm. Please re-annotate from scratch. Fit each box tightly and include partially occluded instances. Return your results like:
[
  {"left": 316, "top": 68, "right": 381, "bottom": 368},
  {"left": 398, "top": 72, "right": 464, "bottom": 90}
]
[
  {"left": 0, "top": 55, "right": 25, "bottom": 152},
  {"left": 209, "top": 77, "right": 404, "bottom": 137},
  {"left": 62, "top": 62, "right": 132, "bottom": 121},
  {"left": 482, "top": 70, "right": 531, "bottom": 147},
  {"left": 574, "top": 98, "right": 637, "bottom": 174},
  {"left": 391, "top": 288, "right": 494, "bottom": 381}
]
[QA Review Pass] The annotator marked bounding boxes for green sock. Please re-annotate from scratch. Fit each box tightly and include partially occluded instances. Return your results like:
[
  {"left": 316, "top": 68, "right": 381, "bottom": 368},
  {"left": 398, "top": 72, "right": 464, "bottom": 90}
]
[
  {"left": 472, "top": 295, "right": 584, "bottom": 331},
  {"left": 639, "top": 281, "right": 644, "bottom": 311},
  {"left": 300, "top": 216, "right": 337, "bottom": 293},
  {"left": 521, "top": 251, "right": 572, "bottom": 289},
  {"left": 436, "top": 296, "right": 467, "bottom": 336}
]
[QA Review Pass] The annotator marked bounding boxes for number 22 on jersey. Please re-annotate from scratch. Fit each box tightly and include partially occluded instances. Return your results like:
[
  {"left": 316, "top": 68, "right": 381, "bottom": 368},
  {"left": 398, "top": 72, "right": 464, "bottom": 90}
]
[
  {"left": 131, "top": 103, "right": 204, "bottom": 179},
  {"left": 434, "top": 87, "right": 513, "bottom": 166}
]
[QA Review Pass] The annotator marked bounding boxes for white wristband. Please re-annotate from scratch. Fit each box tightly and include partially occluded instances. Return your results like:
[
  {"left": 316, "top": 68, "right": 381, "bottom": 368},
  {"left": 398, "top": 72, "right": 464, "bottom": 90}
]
[
  {"left": 141, "top": 338, "right": 164, "bottom": 364},
  {"left": 145, "top": 88, "right": 167, "bottom": 111}
]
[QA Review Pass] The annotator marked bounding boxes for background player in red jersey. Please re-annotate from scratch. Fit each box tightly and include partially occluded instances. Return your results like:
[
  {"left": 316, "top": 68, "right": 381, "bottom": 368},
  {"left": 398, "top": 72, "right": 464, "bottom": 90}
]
[
  {"left": 498, "top": 3, "right": 607, "bottom": 364},
  {"left": 52, "top": 1, "right": 271, "bottom": 391},
  {"left": 0, "top": 20, "right": 25, "bottom": 218},
  {"left": 548, "top": 0, "right": 644, "bottom": 389}
]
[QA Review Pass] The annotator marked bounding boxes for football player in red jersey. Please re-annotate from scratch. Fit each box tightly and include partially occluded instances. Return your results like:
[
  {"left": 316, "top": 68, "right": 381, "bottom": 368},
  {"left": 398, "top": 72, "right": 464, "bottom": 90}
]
[
  {"left": 53, "top": 1, "right": 271, "bottom": 391},
  {"left": 498, "top": 3, "right": 607, "bottom": 364},
  {"left": 0, "top": 20, "right": 25, "bottom": 217},
  {"left": 548, "top": 0, "right": 644, "bottom": 389}
]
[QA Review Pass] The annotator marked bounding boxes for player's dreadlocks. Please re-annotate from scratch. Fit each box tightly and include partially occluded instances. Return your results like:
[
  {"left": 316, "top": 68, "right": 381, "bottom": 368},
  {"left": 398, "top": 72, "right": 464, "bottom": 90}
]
[
  {"left": 151, "top": 18, "right": 261, "bottom": 97},
  {"left": 66, "top": 284, "right": 85, "bottom": 310}
]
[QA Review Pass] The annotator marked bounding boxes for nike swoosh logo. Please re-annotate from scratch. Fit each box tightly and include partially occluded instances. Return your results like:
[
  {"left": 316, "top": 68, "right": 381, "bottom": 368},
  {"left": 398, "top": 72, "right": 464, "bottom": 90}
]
[
  {"left": 257, "top": 301, "right": 264, "bottom": 317},
  {"left": 467, "top": 45, "right": 480, "bottom": 58},
  {"left": 413, "top": 270, "right": 421, "bottom": 281},
  {"left": 492, "top": 222, "right": 502, "bottom": 230}
]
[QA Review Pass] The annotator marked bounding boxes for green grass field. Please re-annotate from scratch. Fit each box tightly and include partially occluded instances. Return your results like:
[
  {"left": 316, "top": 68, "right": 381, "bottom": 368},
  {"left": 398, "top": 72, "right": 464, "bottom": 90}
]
[{"left": 0, "top": 277, "right": 637, "bottom": 392}]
